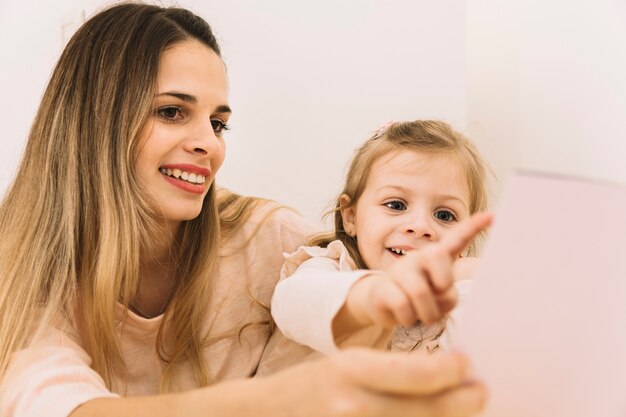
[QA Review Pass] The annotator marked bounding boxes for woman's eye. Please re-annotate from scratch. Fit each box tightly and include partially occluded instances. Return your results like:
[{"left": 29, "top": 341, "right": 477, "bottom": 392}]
[
  {"left": 384, "top": 200, "right": 407, "bottom": 211},
  {"left": 156, "top": 106, "right": 183, "bottom": 121},
  {"left": 434, "top": 210, "right": 457, "bottom": 222},
  {"left": 211, "top": 119, "right": 230, "bottom": 134}
]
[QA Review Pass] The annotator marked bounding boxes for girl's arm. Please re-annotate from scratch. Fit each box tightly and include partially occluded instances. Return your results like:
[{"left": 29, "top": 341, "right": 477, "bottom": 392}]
[
  {"left": 331, "top": 213, "right": 492, "bottom": 338},
  {"left": 453, "top": 256, "right": 481, "bottom": 281},
  {"left": 273, "top": 214, "right": 490, "bottom": 354},
  {"left": 271, "top": 243, "right": 391, "bottom": 354},
  {"left": 71, "top": 349, "right": 486, "bottom": 417}
]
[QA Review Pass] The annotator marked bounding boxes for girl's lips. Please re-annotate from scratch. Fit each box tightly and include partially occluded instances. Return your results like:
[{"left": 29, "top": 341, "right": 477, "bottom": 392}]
[
  {"left": 387, "top": 245, "right": 416, "bottom": 251},
  {"left": 387, "top": 248, "right": 407, "bottom": 257},
  {"left": 386, "top": 245, "right": 420, "bottom": 257}
]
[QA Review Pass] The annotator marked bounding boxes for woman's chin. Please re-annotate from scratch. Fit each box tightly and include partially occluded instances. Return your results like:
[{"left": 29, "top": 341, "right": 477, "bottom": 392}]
[{"left": 159, "top": 203, "right": 204, "bottom": 223}]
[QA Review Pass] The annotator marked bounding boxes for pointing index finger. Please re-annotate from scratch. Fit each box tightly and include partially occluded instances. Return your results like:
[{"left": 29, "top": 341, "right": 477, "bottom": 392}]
[{"left": 441, "top": 212, "right": 493, "bottom": 258}]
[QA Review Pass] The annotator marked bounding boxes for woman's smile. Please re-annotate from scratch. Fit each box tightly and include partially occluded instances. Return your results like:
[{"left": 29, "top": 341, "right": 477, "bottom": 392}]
[{"left": 159, "top": 164, "right": 211, "bottom": 195}]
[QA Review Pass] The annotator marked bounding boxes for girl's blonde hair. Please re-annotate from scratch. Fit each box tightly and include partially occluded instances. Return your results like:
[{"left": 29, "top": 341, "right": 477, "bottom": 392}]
[
  {"left": 0, "top": 3, "right": 225, "bottom": 391},
  {"left": 311, "top": 120, "right": 490, "bottom": 267}
]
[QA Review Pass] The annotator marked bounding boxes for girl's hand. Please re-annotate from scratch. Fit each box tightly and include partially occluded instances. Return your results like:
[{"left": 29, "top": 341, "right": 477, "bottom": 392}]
[
  {"left": 453, "top": 257, "right": 482, "bottom": 281},
  {"left": 340, "top": 212, "right": 492, "bottom": 329}
]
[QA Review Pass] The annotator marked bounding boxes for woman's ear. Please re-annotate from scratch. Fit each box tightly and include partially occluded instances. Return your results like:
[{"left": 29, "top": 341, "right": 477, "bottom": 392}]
[{"left": 339, "top": 194, "right": 356, "bottom": 236}]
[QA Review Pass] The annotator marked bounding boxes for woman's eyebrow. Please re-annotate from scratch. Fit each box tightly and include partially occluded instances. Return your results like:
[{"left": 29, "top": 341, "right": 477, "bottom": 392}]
[
  {"left": 158, "top": 91, "right": 197, "bottom": 103},
  {"left": 156, "top": 92, "right": 232, "bottom": 114},
  {"left": 214, "top": 104, "right": 232, "bottom": 114}
]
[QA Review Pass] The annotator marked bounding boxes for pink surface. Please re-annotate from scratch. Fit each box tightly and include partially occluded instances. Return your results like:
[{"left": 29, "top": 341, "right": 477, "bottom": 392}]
[{"left": 456, "top": 171, "right": 626, "bottom": 417}]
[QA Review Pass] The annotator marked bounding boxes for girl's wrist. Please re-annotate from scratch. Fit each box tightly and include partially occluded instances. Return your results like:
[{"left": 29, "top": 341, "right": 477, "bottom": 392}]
[
  {"left": 332, "top": 273, "right": 382, "bottom": 339},
  {"left": 453, "top": 257, "right": 481, "bottom": 281}
]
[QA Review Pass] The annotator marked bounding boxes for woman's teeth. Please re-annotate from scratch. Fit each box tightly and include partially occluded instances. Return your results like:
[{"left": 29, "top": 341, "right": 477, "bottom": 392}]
[
  {"left": 160, "top": 168, "right": 206, "bottom": 184},
  {"left": 389, "top": 247, "right": 407, "bottom": 255}
]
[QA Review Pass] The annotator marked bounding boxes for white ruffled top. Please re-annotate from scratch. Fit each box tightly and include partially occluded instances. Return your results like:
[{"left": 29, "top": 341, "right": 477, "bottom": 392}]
[{"left": 272, "top": 240, "right": 471, "bottom": 355}]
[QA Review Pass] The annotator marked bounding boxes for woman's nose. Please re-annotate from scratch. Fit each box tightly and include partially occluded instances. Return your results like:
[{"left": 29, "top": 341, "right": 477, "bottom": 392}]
[{"left": 184, "top": 120, "right": 221, "bottom": 156}]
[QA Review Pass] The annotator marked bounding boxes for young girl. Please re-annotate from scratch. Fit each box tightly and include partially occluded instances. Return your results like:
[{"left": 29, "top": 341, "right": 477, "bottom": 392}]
[
  {"left": 0, "top": 4, "right": 488, "bottom": 417},
  {"left": 272, "top": 120, "right": 491, "bottom": 354}
]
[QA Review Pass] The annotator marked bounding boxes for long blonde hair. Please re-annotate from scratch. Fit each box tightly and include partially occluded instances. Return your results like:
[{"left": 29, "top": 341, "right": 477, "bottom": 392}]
[
  {"left": 311, "top": 120, "right": 490, "bottom": 267},
  {"left": 0, "top": 3, "right": 225, "bottom": 391}
]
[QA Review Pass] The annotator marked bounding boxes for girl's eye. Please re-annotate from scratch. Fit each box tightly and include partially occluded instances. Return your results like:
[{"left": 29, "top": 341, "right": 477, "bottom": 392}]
[
  {"left": 211, "top": 119, "right": 231, "bottom": 134},
  {"left": 434, "top": 210, "right": 457, "bottom": 222},
  {"left": 156, "top": 106, "right": 183, "bottom": 121},
  {"left": 384, "top": 200, "right": 407, "bottom": 211}
]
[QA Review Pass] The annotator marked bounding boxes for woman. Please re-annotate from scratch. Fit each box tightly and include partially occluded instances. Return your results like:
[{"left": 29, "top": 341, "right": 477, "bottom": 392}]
[{"left": 0, "top": 3, "right": 487, "bottom": 416}]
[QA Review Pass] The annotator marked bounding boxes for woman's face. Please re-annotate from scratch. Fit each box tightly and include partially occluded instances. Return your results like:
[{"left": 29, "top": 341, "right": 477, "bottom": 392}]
[{"left": 136, "top": 39, "right": 230, "bottom": 228}]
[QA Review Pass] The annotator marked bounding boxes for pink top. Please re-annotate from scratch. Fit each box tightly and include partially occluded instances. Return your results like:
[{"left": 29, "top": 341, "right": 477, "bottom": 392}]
[{"left": 0, "top": 203, "right": 320, "bottom": 417}]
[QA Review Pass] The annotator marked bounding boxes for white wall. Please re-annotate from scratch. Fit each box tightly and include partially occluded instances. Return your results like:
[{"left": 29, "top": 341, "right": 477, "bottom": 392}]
[
  {"left": 8, "top": 1, "right": 621, "bottom": 227},
  {"left": 0, "top": 0, "right": 86, "bottom": 193},
  {"left": 0, "top": 0, "right": 467, "bottom": 227},
  {"left": 467, "top": 0, "right": 626, "bottom": 199}
]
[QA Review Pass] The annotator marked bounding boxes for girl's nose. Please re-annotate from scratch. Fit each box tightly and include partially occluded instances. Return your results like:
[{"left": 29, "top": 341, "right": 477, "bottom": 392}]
[{"left": 405, "top": 214, "right": 436, "bottom": 240}]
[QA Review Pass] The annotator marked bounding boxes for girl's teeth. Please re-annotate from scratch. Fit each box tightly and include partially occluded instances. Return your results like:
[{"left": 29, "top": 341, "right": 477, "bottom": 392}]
[{"left": 390, "top": 248, "right": 407, "bottom": 255}]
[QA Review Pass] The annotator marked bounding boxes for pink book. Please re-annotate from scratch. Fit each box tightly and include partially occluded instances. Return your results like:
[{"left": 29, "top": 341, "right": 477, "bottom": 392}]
[{"left": 455, "top": 170, "right": 626, "bottom": 417}]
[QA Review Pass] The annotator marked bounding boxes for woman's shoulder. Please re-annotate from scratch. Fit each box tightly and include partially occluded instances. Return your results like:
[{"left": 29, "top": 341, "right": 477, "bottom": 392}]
[
  {"left": 217, "top": 188, "right": 318, "bottom": 253},
  {"left": 248, "top": 198, "right": 305, "bottom": 226},
  {"left": 218, "top": 187, "right": 304, "bottom": 224}
]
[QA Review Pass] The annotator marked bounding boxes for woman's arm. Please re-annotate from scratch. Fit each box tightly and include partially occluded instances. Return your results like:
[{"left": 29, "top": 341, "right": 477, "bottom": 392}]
[{"left": 71, "top": 348, "right": 486, "bottom": 417}]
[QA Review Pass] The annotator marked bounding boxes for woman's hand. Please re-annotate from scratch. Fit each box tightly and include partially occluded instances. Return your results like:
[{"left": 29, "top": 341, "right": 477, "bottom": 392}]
[
  {"left": 259, "top": 348, "right": 487, "bottom": 417},
  {"left": 72, "top": 348, "right": 486, "bottom": 417}
]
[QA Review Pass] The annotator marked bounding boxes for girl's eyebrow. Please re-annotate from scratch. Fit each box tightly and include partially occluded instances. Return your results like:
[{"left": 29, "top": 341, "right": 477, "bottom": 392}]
[
  {"left": 439, "top": 195, "right": 468, "bottom": 210},
  {"left": 156, "top": 92, "right": 232, "bottom": 114}
]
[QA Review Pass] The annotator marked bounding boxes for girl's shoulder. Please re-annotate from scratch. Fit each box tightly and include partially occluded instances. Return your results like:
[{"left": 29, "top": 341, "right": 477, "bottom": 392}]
[{"left": 281, "top": 239, "right": 357, "bottom": 278}]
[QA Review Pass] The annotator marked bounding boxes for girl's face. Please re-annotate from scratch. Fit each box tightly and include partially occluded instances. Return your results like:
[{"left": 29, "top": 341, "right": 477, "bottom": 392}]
[
  {"left": 341, "top": 149, "right": 471, "bottom": 271},
  {"left": 136, "top": 40, "right": 230, "bottom": 229}
]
